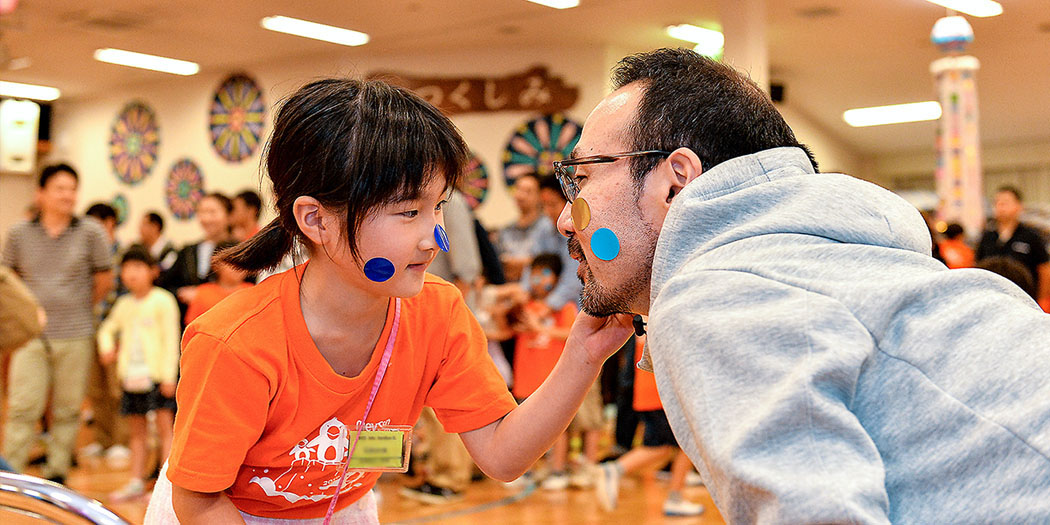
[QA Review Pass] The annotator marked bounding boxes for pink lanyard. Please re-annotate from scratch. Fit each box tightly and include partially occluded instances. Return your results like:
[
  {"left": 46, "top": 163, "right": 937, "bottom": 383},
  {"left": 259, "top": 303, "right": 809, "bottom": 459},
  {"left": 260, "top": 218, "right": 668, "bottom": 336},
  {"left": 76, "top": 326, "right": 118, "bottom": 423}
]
[{"left": 322, "top": 297, "right": 401, "bottom": 524}]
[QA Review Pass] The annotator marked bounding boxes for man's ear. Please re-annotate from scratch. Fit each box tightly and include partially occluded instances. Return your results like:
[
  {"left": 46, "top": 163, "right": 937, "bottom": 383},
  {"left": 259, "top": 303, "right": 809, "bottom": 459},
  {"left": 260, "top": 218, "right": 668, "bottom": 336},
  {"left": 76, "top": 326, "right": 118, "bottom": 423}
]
[
  {"left": 293, "top": 196, "right": 336, "bottom": 247},
  {"left": 657, "top": 148, "right": 703, "bottom": 204}
]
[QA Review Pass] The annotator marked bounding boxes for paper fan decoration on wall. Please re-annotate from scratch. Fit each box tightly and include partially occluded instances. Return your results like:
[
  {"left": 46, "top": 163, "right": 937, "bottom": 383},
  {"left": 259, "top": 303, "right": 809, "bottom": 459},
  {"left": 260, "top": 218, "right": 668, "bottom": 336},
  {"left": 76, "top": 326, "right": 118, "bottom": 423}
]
[
  {"left": 459, "top": 151, "right": 489, "bottom": 209},
  {"left": 165, "top": 159, "right": 205, "bottom": 220},
  {"left": 109, "top": 101, "right": 160, "bottom": 185},
  {"left": 502, "top": 113, "right": 582, "bottom": 185},
  {"left": 209, "top": 74, "right": 266, "bottom": 162},
  {"left": 111, "top": 194, "right": 129, "bottom": 226}
]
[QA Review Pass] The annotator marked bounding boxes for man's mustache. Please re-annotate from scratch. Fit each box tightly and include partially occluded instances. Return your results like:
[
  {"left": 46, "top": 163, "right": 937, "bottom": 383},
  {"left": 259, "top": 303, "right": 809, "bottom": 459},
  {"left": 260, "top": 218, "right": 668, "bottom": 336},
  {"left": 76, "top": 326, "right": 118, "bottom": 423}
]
[{"left": 567, "top": 236, "right": 585, "bottom": 262}]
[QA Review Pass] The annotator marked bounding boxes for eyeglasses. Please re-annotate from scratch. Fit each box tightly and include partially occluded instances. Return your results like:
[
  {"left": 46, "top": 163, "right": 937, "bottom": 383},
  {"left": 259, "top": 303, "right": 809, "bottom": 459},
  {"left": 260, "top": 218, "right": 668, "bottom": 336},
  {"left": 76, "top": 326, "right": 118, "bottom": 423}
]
[{"left": 553, "top": 150, "right": 671, "bottom": 201}]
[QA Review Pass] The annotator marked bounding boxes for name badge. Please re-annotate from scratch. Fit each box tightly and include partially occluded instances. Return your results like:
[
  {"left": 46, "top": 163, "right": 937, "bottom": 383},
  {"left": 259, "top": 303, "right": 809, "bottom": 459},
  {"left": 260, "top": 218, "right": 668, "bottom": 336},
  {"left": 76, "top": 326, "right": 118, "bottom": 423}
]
[{"left": 348, "top": 425, "right": 413, "bottom": 472}]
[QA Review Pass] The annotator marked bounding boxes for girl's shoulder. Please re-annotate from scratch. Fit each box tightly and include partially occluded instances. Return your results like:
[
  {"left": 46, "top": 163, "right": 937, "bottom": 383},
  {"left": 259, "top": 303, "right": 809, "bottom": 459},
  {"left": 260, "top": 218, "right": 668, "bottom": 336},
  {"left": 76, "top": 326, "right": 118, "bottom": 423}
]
[{"left": 188, "top": 271, "right": 286, "bottom": 343}]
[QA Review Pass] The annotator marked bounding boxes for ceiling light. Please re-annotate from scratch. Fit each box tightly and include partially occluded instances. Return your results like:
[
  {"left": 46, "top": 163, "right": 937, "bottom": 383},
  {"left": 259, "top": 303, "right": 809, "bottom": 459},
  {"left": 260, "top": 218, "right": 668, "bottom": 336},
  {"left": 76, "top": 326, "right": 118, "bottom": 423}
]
[
  {"left": 94, "top": 48, "right": 199, "bottom": 75},
  {"left": 666, "top": 24, "right": 724, "bottom": 57},
  {"left": 525, "top": 0, "right": 580, "bottom": 8},
  {"left": 843, "top": 101, "right": 942, "bottom": 127},
  {"left": 0, "top": 81, "right": 61, "bottom": 101},
  {"left": 260, "top": 16, "right": 370, "bottom": 46},
  {"left": 924, "top": 0, "right": 1002, "bottom": 17}
]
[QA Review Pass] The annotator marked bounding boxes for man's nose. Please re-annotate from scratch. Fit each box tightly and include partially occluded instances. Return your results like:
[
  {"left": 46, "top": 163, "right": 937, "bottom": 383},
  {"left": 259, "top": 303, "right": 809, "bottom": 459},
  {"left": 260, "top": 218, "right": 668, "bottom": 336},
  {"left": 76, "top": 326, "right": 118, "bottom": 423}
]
[{"left": 556, "top": 201, "right": 573, "bottom": 238}]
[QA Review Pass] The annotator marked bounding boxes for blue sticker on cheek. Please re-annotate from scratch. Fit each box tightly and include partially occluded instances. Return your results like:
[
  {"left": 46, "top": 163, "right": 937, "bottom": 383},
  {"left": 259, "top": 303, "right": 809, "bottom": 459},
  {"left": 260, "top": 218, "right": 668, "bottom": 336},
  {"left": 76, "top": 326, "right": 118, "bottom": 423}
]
[
  {"left": 363, "top": 257, "right": 395, "bottom": 282},
  {"left": 434, "top": 224, "right": 450, "bottom": 253},
  {"left": 590, "top": 228, "right": 620, "bottom": 261}
]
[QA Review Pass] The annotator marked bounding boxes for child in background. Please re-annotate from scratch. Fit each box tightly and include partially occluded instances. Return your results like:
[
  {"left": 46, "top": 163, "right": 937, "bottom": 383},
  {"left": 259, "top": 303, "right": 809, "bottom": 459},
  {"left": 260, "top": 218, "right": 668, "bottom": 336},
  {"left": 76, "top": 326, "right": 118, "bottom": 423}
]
[
  {"left": 508, "top": 254, "right": 599, "bottom": 491},
  {"left": 96, "top": 247, "right": 180, "bottom": 501},
  {"left": 595, "top": 334, "right": 704, "bottom": 517},
  {"left": 183, "top": 241, "right": 253, "bottom": 325},
  {"left": 938, "top": 223, "right": 974, "bottom": 269},
  {"left": 145, "top": 79, "right": 634, "bottom": 524}
]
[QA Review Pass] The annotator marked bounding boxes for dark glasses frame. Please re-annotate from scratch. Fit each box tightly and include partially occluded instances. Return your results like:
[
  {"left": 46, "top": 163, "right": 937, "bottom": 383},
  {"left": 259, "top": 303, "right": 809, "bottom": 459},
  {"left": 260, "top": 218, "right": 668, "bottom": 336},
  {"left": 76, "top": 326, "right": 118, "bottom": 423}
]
[{"left": 553, "top": 150, "right": 671, "bottom": 201}]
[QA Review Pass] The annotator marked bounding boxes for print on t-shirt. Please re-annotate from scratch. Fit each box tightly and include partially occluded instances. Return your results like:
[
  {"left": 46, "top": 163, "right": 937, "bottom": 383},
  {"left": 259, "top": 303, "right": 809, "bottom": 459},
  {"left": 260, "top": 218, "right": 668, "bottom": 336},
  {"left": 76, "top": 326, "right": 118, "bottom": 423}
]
[{"left": 248, "top": 417, "right": 383, "bottom": 503}]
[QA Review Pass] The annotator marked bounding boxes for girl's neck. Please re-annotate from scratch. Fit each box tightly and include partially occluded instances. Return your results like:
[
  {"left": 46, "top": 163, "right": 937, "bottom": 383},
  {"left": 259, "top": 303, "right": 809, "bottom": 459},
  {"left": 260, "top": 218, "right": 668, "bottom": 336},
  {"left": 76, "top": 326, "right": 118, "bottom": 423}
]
[{"left": 299, "top": 257, "right": 388, "bottom": 332}]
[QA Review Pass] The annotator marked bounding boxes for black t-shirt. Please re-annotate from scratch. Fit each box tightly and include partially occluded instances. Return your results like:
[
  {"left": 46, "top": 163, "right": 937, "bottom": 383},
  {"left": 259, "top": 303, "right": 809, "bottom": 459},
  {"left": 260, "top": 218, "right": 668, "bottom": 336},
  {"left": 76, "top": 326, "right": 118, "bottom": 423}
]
[{"left": 976, "top": 223, "right": 1050, "bottom": 294}]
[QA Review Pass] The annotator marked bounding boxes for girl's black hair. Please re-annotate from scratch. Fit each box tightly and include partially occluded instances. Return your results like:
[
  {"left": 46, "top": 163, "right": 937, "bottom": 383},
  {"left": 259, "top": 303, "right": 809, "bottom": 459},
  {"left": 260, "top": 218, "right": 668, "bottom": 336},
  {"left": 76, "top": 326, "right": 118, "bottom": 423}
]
[{"left": 220, "top": 78, "right": 467, "bottom": 272}]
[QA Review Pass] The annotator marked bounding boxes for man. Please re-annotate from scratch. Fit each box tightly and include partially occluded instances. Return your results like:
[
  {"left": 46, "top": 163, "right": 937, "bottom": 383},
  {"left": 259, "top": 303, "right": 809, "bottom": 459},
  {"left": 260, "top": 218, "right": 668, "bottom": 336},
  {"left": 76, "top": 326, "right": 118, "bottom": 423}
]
[
  {"left": 2, "top": 163, "right": 113, "bottom": 483},
  {"left": 555, "top": 48, "right": 1050, "bottom": 523},
  {"left": 498, "top": 173, "right": 560, "bottom": 282},
  {"left": 231, "top": 190, "right": 262, "bottom": 242},
  {"left": 976, "top": 186, "right": 1050, "bottom": 307}
]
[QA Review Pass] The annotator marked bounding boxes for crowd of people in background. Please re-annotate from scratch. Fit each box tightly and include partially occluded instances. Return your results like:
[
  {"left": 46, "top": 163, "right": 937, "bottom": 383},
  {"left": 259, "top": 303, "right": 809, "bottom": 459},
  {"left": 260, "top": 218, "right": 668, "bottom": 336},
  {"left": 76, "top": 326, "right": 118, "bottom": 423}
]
[{"left": 3, "top": 161, "right": 1049, "bottom": 517}]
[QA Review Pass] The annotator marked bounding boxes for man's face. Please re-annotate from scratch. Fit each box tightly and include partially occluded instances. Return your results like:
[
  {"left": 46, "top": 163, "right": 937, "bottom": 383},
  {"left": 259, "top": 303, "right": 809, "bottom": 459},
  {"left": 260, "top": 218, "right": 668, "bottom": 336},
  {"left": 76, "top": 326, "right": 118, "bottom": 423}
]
[
  {"left": 540, "top": 187, "right": 565, "bottom": 224},
  {"left": 994, "top": 191, "right": 1022, "bottom": 223},
  {"left": 139, "top": 217, "right": 160, "bottom": 243},
  {"left": 556, "top": 84, "right": 664, "bottom": 317},
  {"left": 512, "top": 176, "right": 540, "bottom": 216},
  {"left": 38, "top": 171, "right": 78, "bottom": 218}
]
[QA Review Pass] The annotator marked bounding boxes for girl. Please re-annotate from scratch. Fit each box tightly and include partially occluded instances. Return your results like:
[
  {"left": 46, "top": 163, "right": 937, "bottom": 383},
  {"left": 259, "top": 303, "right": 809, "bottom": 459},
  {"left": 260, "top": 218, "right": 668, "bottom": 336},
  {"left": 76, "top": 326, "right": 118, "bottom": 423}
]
[{"left": 145, "top": 78, "right": 633, "bottom": 524}]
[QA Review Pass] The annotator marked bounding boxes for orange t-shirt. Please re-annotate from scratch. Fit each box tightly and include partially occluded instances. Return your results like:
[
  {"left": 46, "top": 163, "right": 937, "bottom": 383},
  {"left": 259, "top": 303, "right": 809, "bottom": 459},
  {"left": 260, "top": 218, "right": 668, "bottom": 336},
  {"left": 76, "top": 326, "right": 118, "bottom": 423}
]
[
  {"left": 512, "top": 300, "right": 576, "bottom": 399},
  {"left": 633, "top": 336, "right": 663, "bottom": 412},
  {"left": 167, "top": 266, "right": 516, "bottom": 519},
  {"left": 184, "top": 281, "right": 254, "bottom": 325},
  {"left": 938, "top": 238, "right": 975, "bottom": 269}
]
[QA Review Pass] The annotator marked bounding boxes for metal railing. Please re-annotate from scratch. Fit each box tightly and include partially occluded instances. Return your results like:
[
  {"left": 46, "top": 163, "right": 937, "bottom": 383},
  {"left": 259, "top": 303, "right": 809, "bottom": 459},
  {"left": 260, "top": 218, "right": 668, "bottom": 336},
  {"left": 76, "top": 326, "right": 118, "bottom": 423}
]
[{"left": 0, "top": 471, "right": 129, "bottom": 524}]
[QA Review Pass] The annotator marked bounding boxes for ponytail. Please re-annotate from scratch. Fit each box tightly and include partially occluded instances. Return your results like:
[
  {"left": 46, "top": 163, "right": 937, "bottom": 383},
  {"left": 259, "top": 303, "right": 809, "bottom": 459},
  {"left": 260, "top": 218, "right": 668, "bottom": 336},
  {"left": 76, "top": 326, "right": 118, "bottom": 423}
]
[{"left": 216, "top": 217, "right": 294, "bottom": 272}]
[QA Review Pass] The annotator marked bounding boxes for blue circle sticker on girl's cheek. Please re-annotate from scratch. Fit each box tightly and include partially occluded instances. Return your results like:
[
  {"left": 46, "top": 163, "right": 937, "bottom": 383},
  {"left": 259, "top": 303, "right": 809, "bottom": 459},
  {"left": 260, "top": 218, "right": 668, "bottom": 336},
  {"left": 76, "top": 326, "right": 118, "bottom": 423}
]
[
  {"left": 363, "top": 257, "right": 395, "bottom": 282},
  {"left": 434, "top": 224, "right": 450, "bottom": 253},
  {"left": 590, "top": 228, "right": 620, "bottom": 261}
]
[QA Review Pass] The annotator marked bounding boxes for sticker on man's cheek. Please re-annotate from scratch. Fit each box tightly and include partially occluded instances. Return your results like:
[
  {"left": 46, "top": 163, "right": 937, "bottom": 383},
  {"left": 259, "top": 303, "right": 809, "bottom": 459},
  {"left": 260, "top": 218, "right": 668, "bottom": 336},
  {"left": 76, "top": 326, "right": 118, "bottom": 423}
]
[
  {"left": 590, "top": 228, "right": 620, "bottom": 261},
  {"left": 434, "top": 224, "right": 450, "bottom": 252},
  {"left": 571, "top": 197, "right": 591, "bottom": 230},
  {"left": 363, "top": 257, "right": 395, "bottom": 282}
]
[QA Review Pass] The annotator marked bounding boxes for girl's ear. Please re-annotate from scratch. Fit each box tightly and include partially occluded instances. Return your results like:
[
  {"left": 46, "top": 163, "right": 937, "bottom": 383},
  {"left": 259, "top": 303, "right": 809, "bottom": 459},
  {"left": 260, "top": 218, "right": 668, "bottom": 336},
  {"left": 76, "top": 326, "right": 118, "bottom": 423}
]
[{"left": 293, "top": 196, "right": 330, "bottom": 246}]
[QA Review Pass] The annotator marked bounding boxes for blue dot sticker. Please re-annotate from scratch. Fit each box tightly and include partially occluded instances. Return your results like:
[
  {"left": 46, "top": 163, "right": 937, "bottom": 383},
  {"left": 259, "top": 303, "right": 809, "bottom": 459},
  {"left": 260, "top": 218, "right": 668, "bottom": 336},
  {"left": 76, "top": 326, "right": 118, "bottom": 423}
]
[
  {"left": 434, "top": 224, "right": 450, "bottom": 253},
  {"left": 590, "top": 228, "right": 620, "bottom": 261},
  {"left": 363, "top": 257, "right": 395, "bottom": 282}
]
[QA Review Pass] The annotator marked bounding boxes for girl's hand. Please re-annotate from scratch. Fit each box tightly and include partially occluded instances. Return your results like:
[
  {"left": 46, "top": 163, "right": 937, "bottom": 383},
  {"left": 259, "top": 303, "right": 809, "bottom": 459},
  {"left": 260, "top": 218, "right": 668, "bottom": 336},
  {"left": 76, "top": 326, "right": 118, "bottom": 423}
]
[
  {"left": 566, "top": 312, "right": 635, "bottom": 365},
  {"left": 100, "top": 352, "right": 116, "bottom": 366}
]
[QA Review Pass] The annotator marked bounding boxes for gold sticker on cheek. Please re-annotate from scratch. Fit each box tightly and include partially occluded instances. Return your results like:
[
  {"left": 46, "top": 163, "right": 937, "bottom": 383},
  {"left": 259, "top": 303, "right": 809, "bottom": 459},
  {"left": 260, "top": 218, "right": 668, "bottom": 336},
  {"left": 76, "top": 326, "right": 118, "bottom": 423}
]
[{"left": 571, "top": 197, "right": 591, "bottom": 230}]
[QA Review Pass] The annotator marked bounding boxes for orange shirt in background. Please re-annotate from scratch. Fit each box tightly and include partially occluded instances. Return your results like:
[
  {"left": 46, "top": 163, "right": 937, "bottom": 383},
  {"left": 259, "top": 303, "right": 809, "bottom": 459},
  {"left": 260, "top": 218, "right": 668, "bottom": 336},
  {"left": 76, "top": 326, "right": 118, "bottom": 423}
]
[
  {"left": 939, "top": 238, "right": 975, "bottom": 269},
  {"left": 167, "top": 266, "right": 516, "bottom": 519},
  {"left": 184, "top": 281, "right": 254, "bottom": 325},
  {"left": 512, "top": 301, "right": 576, "bottom": 399},
  {"left": 633, "top": 336, "right": 663, "bottom": 412}
]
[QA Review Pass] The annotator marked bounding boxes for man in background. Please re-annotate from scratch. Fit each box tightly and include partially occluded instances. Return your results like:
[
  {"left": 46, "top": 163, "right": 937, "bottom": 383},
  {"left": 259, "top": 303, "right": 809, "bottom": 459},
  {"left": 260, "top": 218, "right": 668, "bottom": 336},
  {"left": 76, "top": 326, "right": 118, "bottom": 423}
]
[
  {"left": 976, "top": 186, "right": 1050, "bottom": 309},
  {"left": 2, "top": 163, "right": 112, "bottom": 483},
  {"left": 231, "top": 190, "right": 262, "bottom": 242}
]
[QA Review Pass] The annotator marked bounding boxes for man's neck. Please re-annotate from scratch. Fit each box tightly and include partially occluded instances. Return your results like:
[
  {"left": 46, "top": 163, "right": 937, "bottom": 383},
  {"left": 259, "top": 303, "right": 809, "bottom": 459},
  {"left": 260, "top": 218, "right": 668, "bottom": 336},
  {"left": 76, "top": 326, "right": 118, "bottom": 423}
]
[
  {"left": 518, "top": 208, "right": 539, "bottom": 227},
  {"left": 998, "top": 219, "right": 1019, "bottom": 238},
  {"left": 40, "top": 211, "right": 72, "bottom": 236}
]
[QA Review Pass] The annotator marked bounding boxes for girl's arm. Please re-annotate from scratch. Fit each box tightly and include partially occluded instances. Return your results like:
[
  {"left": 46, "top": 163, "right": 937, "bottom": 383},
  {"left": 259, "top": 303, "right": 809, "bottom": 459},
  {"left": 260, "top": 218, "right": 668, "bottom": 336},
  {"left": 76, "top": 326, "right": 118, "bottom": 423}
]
[
  {"left": 459, "top": 312, "right": 633, "bottom": 481},
  {"left": 172, "top": 485, "right": 246, "bottom": 524},
  {"left": 96, "top": 299, "right": 124, "bottom": 364}
]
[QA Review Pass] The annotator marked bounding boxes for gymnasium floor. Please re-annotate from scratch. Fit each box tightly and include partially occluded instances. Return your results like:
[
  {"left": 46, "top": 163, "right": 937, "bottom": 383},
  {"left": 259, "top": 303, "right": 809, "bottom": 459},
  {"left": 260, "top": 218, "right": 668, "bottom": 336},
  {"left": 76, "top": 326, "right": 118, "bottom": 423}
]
[{"left": 22, "top": 435, "right": 724, "bottom": 524}]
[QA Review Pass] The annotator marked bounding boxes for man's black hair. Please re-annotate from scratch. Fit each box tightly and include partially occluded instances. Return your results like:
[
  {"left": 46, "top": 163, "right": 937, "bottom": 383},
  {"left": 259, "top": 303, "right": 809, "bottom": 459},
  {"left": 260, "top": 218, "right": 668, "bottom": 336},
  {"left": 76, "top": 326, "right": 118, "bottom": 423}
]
[
  {"left": 86, "top": 202, "right": 117, "bottom": 222},
  {"left": 611, "top": 48, "right": 818, "bottom": 186},
  {"left": 39, "top": 163, "right": 78, "bottom": 188},
  {"left": 145, "top": 211, "right": 165, "bottom": 231},
  {"left": 235, "top": 190, "right": 263, "bottom": 218}
]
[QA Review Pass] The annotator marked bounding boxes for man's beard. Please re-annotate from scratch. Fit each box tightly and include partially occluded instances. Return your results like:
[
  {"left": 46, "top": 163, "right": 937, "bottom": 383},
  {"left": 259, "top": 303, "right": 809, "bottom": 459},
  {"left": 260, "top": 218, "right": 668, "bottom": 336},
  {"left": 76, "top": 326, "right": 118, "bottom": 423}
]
[{"left": 567, "top": 234, "right": 655, "bottom": 317}]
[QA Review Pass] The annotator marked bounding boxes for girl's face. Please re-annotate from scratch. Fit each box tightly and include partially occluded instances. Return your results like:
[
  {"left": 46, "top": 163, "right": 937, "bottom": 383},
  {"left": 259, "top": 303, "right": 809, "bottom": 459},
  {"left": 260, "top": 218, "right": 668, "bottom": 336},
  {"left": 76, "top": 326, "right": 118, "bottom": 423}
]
[{"left": 348, "top": 175, "right": 450, "bottom": 298}]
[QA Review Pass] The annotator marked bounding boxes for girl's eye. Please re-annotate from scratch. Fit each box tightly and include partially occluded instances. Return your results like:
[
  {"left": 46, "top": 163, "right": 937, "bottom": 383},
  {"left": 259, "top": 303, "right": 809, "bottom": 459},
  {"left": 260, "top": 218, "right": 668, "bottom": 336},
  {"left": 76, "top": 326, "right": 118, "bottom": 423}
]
[
  {"left": 436, "top": 199, "right": 448, "bottom": 211},
  {"left": 401, "top": 210, "right": 419, "bottom": 218}
]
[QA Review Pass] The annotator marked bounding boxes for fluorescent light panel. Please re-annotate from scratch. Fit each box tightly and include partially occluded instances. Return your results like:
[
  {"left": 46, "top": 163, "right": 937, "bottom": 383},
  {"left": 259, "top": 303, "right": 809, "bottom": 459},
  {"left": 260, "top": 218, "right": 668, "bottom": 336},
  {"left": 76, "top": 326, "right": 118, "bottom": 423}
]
[
  {"left": 260, "top": 16, "right": 369, "bottom": 46},
  {"left": 843, "top": 101, "right": 942, "bottom": 127},
  {"left": 924, "top": 0, "right": 1002, "bottom": 17},
  {"left": 525, "top": 0, "right": 579, "bottom": 8},
  {"left": 0, "top": 81, "right": 61, "bottom": 101},
  {"left": 94, "top": 48, "right": 199, "bottom": 75},
  {"left": 666, "top": 24, "right": 724, "bottom": 57}
]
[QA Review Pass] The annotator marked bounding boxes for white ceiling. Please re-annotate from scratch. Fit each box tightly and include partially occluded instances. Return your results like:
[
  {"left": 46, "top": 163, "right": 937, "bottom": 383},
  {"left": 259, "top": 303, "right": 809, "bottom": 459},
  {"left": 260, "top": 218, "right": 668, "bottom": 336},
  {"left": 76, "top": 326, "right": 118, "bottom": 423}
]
[{"left": 2, "top": 0, "right": 1048, "bottom": 157}]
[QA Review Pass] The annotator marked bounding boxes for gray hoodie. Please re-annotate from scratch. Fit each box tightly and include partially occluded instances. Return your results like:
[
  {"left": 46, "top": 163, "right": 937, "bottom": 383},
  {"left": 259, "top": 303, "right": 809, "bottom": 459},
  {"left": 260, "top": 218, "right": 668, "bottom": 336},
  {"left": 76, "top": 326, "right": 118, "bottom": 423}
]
[{"left": 646, "top": 147, "right": 1050, "bottom": 524}]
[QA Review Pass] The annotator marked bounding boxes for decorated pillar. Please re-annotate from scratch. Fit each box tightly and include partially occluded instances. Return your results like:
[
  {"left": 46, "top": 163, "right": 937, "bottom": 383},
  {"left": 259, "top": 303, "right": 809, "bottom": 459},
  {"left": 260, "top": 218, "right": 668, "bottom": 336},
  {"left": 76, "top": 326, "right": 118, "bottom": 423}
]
[{"left": 930, "top": 15, "right": 983, "bottom": 236}]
